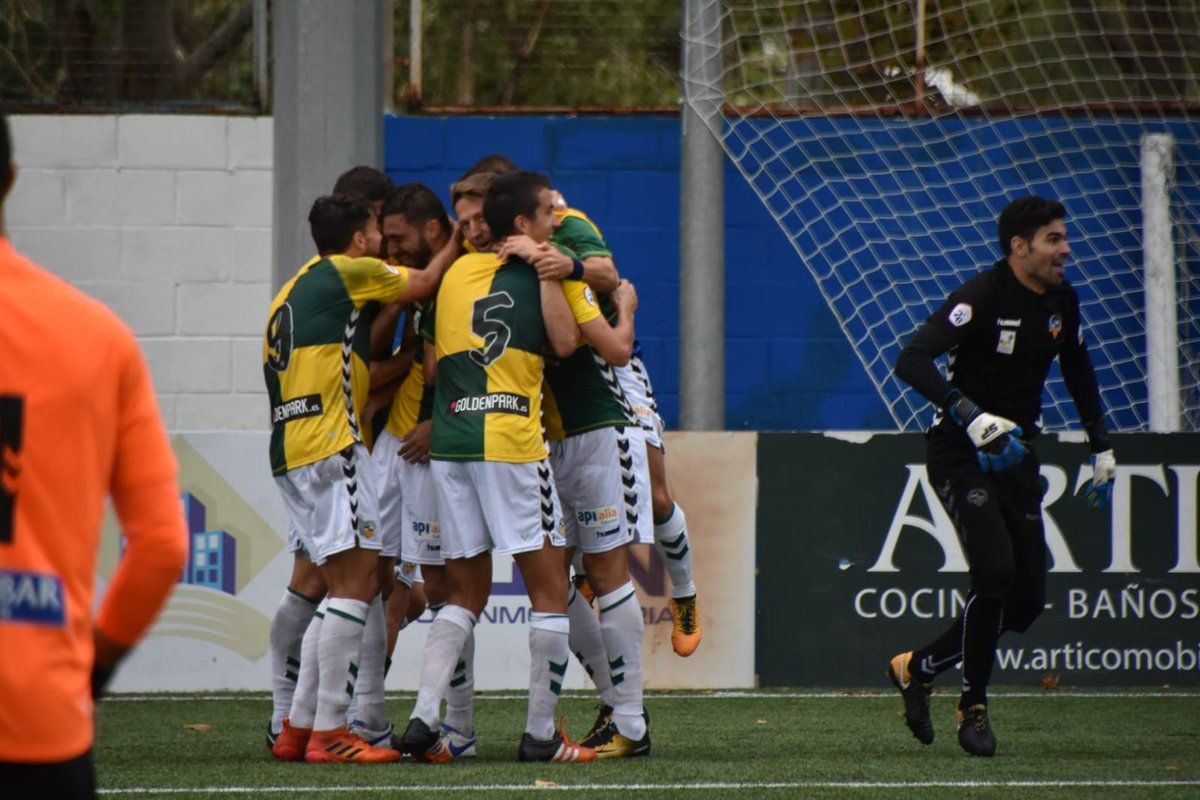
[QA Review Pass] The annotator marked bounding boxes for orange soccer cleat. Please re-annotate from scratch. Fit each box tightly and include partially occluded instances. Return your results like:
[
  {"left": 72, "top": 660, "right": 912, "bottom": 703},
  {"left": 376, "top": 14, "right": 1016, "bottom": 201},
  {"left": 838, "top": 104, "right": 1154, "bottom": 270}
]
[
  {"left": 304, "top": 726, "right": 401, "bottom": 764},
  {"left": 669, "top": 595, "right": 702, "bottom": 657},
  {"left": 270, "top": 717, "right": 312, "bottom": 762}
]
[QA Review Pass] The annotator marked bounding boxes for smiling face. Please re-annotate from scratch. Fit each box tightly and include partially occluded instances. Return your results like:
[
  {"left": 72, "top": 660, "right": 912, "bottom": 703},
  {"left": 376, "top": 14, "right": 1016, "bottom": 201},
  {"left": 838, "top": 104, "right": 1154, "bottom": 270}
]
[
  {"left": 382, "top": 212, "right": 432, "bottom": 267},
  {"left": 454, "top": 194, "right": 492, "bottom": 251},
  {"left": 515, "top": 187, "right": 557, "bottom": 244},
  {"left": 1009, "top": 218, "right": 1069, "bottom": 293}
]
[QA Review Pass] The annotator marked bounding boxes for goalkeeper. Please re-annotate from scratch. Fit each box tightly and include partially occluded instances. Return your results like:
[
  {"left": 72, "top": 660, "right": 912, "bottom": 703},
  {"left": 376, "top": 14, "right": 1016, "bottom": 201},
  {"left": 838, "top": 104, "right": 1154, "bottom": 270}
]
[{"left": 888, "top": 196, "right": 1114, "bottom": 758}]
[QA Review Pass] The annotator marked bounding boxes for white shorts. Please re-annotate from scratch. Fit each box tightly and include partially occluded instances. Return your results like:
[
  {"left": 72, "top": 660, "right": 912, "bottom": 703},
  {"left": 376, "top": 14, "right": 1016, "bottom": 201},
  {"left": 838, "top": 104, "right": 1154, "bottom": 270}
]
[
  {"left": 393, "top": 559, "right": 421, "bottom": 588},
  {"left": 274, "top": 444, "right": 381, "bottom": 566},
  {"left": 431, "top": 458, "right": 566, "bottom": 560},
  {"left": 371, "top": 430, "right": 405, "bottom": 559},
  {"left": 550, "top": 427, "right": 640, "bottom": 554},
  {"left": 616, "top": 355, "right": 664, "bottom": 450},
  {"left": 399, "top": 457, "right": 444, "bottom": 565},
  {"left": 624, "top": 425, "right": 655, "bottom": 545}
]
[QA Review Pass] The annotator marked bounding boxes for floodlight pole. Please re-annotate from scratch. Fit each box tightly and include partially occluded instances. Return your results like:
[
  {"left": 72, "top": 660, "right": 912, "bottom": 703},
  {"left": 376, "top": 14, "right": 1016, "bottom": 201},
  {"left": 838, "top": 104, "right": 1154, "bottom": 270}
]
[
  {"left": 680, "top": 0, "right": 725, "bottom": 430},
  {"left": 272, "top": 0, "right": 386, "bottom": 291}
]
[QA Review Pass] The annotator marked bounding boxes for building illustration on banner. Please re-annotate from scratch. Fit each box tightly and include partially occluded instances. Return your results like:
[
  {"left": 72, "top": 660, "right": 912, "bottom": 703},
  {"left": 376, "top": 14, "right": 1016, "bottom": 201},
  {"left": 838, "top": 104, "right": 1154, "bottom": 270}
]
[{"left": 101, "top": 438, "right": 281, "bottom": 660}]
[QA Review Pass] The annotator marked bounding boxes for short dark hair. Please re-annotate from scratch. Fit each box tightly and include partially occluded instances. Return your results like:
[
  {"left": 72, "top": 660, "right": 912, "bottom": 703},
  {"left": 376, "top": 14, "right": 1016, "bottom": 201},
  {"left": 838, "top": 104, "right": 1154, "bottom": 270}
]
[
  {"left": 381, "top": 182, "right": 451, "bottom": 235},
  {"left": 309, "top": 194, "right": 372, "bottom": 255},
  {"left": 1, "top": 109, "right": 11, "bottom": 198},
  {"left": 461, "top": 153, "right": 519, "bottom": 181},
  {"left": 483, "top": 171, "right": 550, "bottom": 241},
  {"left": 997, "top": 195, "right": 1066, "bottom": 256},
  {"left": 333, "top": 166, "right": 393, "bottom": 204}
]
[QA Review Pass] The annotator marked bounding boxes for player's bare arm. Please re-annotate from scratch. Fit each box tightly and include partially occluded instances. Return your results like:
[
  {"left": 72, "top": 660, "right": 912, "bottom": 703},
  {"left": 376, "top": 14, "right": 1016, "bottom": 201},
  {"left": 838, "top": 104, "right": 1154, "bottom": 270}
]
[
  {"left": 579, "top": 279, "right": 637, "bottom": 367},
  {"left": 541, "top": 280, "right": 582, "bottom": 358}
]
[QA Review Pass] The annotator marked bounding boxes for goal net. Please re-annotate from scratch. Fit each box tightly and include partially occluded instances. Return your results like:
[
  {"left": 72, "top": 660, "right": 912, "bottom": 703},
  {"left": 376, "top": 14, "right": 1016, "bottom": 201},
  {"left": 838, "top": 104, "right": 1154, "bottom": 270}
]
[{"left": 686, "top": 0, "right": 1200, "bottom": 432}]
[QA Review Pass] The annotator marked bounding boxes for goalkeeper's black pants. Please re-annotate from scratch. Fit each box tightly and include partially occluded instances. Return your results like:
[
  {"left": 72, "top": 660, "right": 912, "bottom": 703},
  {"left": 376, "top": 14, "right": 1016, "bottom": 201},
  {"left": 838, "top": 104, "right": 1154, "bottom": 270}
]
[
  {"left": 911, "top": 437, "right": 1046, "bottom": 709},
  {"left": 0, "top": 749, "right": 95, "bottom": 799}
]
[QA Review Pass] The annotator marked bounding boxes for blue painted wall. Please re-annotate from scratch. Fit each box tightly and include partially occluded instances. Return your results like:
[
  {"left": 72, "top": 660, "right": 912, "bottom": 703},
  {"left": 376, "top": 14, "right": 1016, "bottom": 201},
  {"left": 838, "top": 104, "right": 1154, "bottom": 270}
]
[
  {"left": 385, "top": 115, "right": 1200, "bottom": 432},
  {"left": 385, "top": 114, "right": 892, "bottom": 431}
]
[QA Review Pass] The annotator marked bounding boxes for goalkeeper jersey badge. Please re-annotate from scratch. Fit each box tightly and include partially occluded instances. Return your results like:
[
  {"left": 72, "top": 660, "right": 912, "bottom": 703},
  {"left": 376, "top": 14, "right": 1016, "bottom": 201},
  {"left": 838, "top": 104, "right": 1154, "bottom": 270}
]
[{"left": 996, "top": 329, "right": 1016, "bottom": 355}]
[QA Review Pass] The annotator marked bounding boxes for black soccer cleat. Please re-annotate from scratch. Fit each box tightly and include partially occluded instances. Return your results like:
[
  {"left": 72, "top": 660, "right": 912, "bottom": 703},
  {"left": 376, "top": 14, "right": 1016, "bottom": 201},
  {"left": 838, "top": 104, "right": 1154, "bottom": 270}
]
[
  {"left": 888, "top": 651, "right": 934, "bottom": 745},
  {"left": 400, "top": 717, "right": 440, "bottom": 758},
  {"left": 580, "top": 704, "right": 613, "bottom": 748},
  {"left": 517, "top": 730, "right": 596, "bottom": 762},
  {"left": 956, "top": 704, "right": 997, "bottom": 757}
]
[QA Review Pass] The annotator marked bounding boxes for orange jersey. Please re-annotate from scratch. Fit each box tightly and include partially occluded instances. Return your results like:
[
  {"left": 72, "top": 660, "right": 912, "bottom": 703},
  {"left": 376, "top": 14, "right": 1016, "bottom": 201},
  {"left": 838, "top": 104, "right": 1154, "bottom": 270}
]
[{"left": 0, "top": 237, "right": 187, "bottom": 763}]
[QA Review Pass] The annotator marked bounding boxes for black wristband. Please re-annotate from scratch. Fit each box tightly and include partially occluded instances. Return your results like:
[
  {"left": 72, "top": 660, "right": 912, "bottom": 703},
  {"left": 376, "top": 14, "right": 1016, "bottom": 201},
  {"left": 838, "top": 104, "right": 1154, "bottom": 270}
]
[
  {"left": 569, "top": 257, "right": 585, "bottom": 281},
  {"left": 91, "top": 662, "right": 115, "bottom": 699}
]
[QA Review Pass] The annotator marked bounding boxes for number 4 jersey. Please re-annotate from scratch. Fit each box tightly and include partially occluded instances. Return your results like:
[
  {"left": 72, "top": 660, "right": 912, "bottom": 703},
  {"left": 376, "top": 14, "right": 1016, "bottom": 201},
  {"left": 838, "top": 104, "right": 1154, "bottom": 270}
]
[
  {"left": 263, "top": 254, "right": 410, "bottom": 475},
  {"left": 431, "top": 251, "right": 599, "bottom": 463}
]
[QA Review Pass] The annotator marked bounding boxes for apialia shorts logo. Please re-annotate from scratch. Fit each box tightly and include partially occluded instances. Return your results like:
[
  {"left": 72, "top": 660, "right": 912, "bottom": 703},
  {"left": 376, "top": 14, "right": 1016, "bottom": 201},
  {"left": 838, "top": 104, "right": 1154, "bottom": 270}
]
[
  {"left": 967, "top": 488, "right": 989, "bottom": 507},
  {"left": 577, "top": 506, "right": 619, "bottom": 528}
]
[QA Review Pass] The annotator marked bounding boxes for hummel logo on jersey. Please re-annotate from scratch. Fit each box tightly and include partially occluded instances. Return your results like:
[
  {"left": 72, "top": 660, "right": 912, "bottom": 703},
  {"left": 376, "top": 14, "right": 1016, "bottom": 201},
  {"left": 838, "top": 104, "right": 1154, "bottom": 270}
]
[
  {"left": 271, "top": 394, "right": 324, "bottom": 424},
  {"left": 448, "top": 392, "right": 530, "bottom": 416}
]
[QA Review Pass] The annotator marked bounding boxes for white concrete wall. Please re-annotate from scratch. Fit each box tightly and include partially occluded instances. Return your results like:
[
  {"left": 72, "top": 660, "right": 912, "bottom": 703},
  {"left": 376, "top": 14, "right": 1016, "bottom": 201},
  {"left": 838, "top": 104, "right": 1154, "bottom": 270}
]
[{"left": 6, "top": 115, "right": 273, "bottom": 432}]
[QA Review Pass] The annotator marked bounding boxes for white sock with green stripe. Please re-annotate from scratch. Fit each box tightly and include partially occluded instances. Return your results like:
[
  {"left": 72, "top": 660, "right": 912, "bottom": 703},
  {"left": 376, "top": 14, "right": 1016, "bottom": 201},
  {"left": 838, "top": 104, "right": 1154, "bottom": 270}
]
[
  {"left": 443, "top": 626, "right": 476, "bottom": 733},
  {"left": 270, "top": 588, "right": 319, "bottom": 734},
  {"left": 597, "top": 581, "right": 646, "bottom": 740},
  {"left": 349, "top": 594, "right": 388, "bottom": 731},
  {"left": 654, "top": 503, "right": 696, "bottom": 599},
  {"left": 288, "top": 597, "right": 328, "bottom": 729},
  {"left": 313, "top": 597, "right": 369, "bottom": 732},
  {"left": 526, "top": 612, "right": 570, "bottom": 740},
  {"left": 411, "top": 604, "right": 476, "bottom": 728},
  {"left": 567, "top": 584, "right": 616, "bottom": 707}
]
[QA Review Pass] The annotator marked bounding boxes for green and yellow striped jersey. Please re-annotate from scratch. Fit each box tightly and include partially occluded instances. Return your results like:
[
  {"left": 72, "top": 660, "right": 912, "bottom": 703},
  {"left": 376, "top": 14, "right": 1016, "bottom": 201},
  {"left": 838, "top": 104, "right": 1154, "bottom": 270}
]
[
  {"left": 263, "top": 254, "right": 410, "bottom": 475},
  {"left": 552, "top": 208, "right": 612, "bottom": 260},
  {"left": 383, "top": 301, "right": 435, "bottom": 439},
  {"left": 543, "top": 280, "right": 634, "bottom": 440}
]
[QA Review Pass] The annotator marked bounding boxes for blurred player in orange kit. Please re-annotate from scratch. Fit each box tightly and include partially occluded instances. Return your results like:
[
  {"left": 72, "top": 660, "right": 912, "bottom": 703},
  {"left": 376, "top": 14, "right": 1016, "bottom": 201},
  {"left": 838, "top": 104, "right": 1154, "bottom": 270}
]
[{"left": 0, "top": 110, "right": 188, "bottom": 798}]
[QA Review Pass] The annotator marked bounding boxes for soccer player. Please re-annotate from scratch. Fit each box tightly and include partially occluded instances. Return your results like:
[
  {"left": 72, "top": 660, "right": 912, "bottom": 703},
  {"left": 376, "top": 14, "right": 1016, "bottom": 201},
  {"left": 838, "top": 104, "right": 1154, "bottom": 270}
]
[
  {"left": 890, "top": 196, "right": 1116, "bottom": 757},
  {"left": 500, "top": 225, "right": 648, "bottom": 757},
  {"left": 399, "top": 171, "right": 595, "bottom": 763},
  {"left": 371, "top": 183, "right": 483, "bottom": 757},
  {"left": 266, "top": 194, "right": 445, "bottom": 764},
  {"left": 0, "top": 110, "right": 188, "bottom": 799},
  {"left": 543, "top": 194, "right": 702, "bottom": 657},
  {"left": 266, "top": 165, "right": 394, "bottom": 751}
]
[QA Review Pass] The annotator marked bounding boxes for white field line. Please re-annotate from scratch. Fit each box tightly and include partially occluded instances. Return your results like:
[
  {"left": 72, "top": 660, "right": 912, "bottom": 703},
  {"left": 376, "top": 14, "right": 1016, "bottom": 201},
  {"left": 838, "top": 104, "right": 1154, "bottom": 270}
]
[
  {"left": 103, "top": 689, "right": 1200, "bottom": 702},
  {"left": 97, "top": 780, "right": 1200, "bottom": 796}
]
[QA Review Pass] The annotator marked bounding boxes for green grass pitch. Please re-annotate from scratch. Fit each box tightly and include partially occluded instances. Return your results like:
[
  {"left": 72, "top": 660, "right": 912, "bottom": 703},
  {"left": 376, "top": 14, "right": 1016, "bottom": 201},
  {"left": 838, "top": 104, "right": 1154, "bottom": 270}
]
[{"left": 94, "top": 689, "right": 1198, "bottom": 799}]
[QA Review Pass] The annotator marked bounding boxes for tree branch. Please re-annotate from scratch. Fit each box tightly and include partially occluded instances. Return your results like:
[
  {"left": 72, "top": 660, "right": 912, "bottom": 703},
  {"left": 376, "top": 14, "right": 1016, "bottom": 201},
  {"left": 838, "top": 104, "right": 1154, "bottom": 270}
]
[{"left": 176, "top": 0, "right": 252, "bottom": 90}]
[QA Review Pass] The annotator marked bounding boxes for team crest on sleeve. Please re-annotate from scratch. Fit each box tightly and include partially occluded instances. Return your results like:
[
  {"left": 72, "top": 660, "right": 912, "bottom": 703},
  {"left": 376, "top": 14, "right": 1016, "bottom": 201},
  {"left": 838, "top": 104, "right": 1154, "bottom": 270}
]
[
  {"left": 583, "top": 287, "right": 597, "bottom": 307},
  {"left": 948, "top": 302, "right": 973, "bottom": 327}
]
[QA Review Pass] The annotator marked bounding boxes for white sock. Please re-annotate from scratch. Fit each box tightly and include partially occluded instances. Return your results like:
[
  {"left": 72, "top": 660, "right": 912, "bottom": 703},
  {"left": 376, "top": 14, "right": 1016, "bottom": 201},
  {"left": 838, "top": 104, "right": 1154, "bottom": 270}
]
[
  {"left": 654, "top": 503, "right": 696, "bottom": 599},
  {"left": 288, "top": 597, "right": 327, "bottom": 729},
  {"left": 443, "top": 627, "right": 476, "bottom": 733},
  {"left": 567, "top": 584, "right": 616, "bottom": 707},
  {"left": 598, "top": 581, "right": 646, "bottom": 740},
  {"left": 313, "top": 597, "right": 369, "bottom": 732},
  {"left": 526, "top": 612, "right": 570, "bottom": 740},
  {"left": 269, "top": 588, "right": 319, "bottom": 734},
  {"left": 348, "top": 594, "right": 388, "bottom": 731},
  {"left": 411, "top": 605, "right": 476, "bottom": 728}
]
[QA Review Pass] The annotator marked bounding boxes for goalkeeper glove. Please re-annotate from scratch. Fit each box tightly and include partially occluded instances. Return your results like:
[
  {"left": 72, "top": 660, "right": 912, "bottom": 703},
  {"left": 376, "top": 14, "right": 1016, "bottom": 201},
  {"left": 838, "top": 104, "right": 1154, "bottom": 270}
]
[
  {"left": 946, "top": 391, "right": 1029, "bottom": 473},
  {"left": 1081, "top": 449, "right": 1116, "bottom": 510}
]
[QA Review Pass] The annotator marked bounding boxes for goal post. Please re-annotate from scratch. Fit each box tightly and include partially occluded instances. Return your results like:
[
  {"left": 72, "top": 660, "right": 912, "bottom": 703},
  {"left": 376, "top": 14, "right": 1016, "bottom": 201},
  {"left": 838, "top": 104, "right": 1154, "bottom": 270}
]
[{"left": 685, "top": 0, "right": 1200, "bottom": 432}]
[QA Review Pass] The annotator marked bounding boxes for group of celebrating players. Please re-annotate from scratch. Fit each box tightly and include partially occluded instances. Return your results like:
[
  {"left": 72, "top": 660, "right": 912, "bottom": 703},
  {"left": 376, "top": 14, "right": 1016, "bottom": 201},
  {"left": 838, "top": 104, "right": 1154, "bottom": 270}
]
[{"left": 261, "top": 156, "right": 702, "bottom": 764}]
